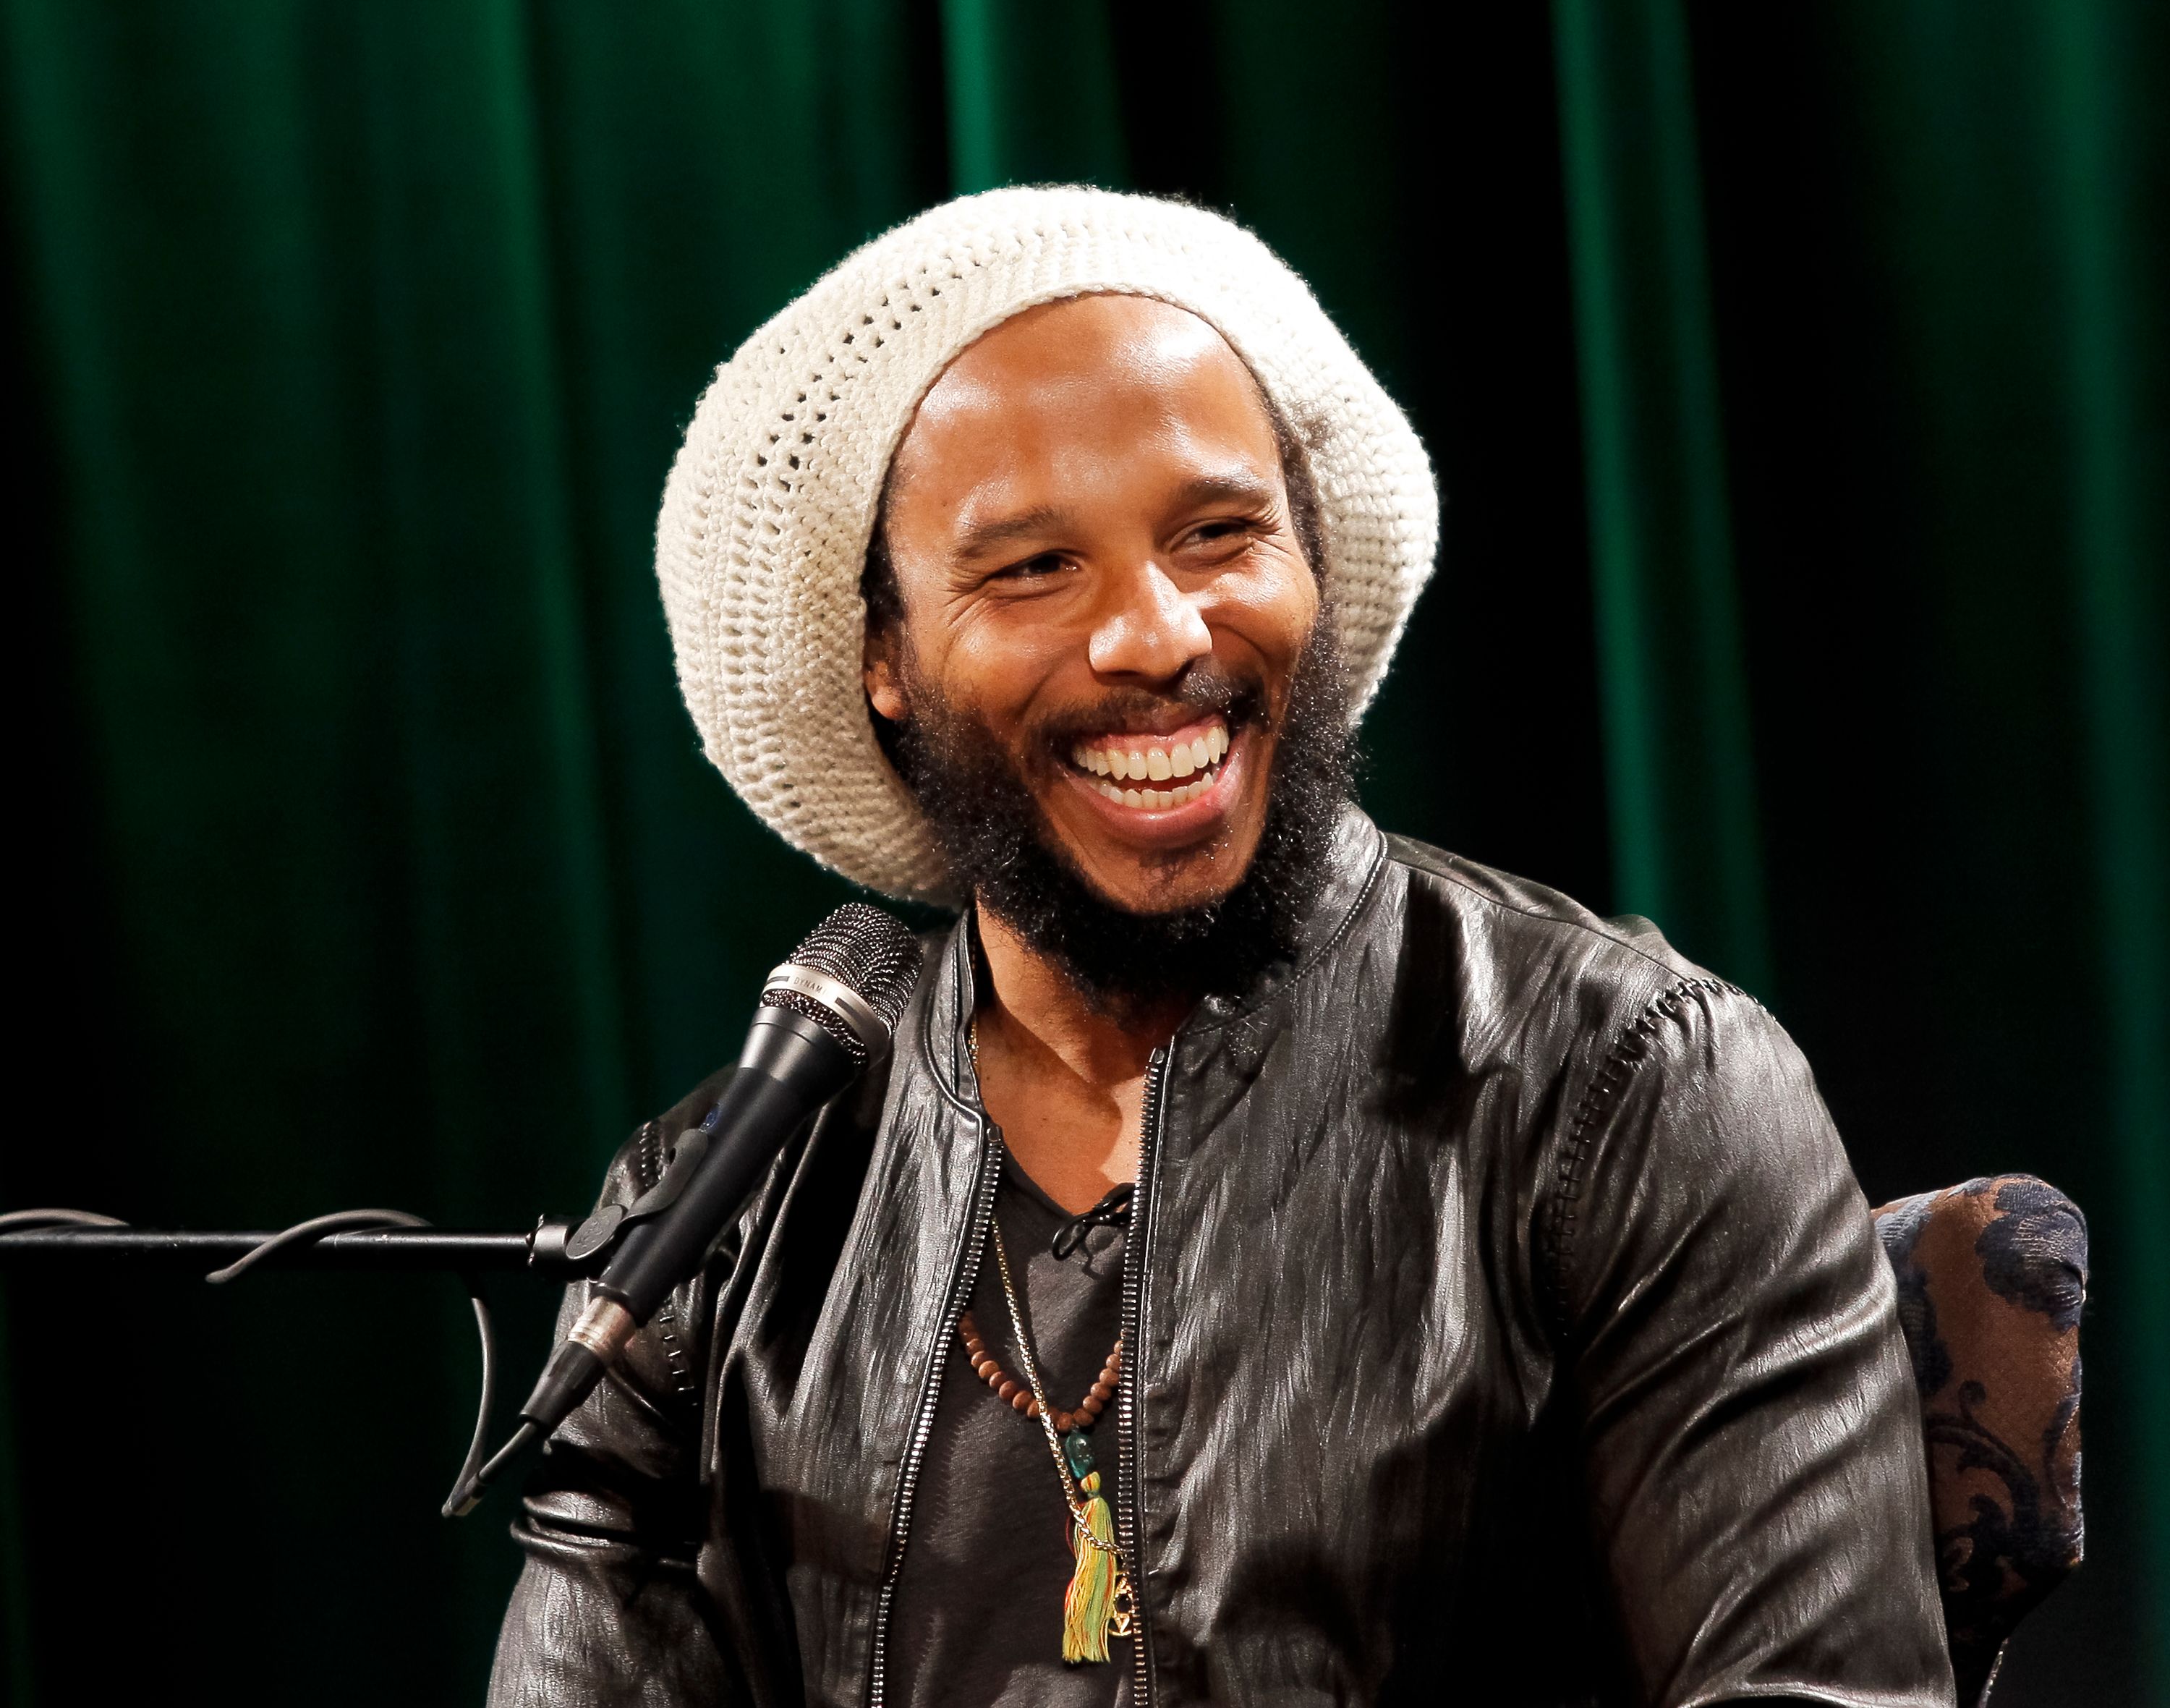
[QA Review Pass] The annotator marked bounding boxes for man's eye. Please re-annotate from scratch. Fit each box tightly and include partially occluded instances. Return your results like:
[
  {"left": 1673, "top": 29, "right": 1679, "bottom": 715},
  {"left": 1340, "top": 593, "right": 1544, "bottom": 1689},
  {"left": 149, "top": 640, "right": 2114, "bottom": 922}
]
[
  {"left": 1186, "top": 519, "right": 1257, "bottom": 548},
  {"left": 993, "top": 553, "right": 1068, "bottom": 582}
]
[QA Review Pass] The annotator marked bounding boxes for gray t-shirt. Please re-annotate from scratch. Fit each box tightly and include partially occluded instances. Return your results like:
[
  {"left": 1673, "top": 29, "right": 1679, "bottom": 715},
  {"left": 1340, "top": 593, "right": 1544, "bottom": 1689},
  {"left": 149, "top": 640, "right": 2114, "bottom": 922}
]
[{"left": 888, "top": 1147, "right": 1133, "bottom": 1707}]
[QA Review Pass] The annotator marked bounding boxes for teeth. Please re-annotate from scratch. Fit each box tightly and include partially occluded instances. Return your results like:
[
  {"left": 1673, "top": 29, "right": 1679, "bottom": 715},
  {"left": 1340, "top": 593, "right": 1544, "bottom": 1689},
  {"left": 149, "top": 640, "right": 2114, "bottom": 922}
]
[
  {"left": 1073, "top": 721, "right": 1231, "bottom": 791},
  {"left": 1093, "top": 774, "right": 1219, "bottom": 808}
]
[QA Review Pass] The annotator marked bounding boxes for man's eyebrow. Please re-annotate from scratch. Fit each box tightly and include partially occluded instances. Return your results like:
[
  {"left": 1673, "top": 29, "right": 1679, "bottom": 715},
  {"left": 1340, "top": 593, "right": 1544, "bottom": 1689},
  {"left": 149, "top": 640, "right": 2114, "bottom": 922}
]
[
  {"left": 953, "top": 504, "right": 1076, "bottom": 560},
  {"left": 1166, "top": 471, "right": 1280, "bottom": 513}
]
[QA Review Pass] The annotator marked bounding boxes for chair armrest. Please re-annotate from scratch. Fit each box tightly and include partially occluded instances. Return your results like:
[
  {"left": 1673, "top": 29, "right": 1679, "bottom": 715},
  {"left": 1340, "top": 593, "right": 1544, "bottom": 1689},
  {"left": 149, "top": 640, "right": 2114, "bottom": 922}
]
[{"left": 1873, "top": 1175, "right": 2087, "bottom": 1704}]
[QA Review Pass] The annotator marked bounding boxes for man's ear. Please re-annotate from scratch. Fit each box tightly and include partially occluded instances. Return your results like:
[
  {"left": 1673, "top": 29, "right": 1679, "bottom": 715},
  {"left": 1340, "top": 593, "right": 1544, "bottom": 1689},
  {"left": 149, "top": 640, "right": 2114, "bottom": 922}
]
[{"left": 864, "top": 621, "right": 910, "bottom": 724}]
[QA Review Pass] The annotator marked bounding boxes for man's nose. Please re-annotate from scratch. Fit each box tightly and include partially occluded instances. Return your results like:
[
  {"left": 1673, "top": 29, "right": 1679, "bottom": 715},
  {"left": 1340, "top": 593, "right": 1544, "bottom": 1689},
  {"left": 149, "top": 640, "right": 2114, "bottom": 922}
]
[{"left": 1086, "top": 561, "right": 1214, "bottom": 682}]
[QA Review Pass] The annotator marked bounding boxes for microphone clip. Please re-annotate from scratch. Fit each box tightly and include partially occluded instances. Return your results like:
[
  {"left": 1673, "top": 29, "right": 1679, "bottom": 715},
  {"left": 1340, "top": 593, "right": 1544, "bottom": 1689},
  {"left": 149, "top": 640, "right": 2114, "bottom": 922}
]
[{"left": 557, "top": 1121, "right": 715, "bottom": 1267}]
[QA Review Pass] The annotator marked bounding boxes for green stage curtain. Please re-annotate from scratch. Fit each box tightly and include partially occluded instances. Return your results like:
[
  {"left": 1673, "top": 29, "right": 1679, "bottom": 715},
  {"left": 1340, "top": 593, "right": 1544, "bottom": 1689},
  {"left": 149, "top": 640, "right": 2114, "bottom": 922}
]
[
  {"left": 1553, "top": 0, "right": 1773, "bottom": 999},
  {"left": 1552, "top": 4, "right": 2167, "bottom": 1701},
  {"left": 1, "top": 2, "right": 2161, "bottom": 1703}
]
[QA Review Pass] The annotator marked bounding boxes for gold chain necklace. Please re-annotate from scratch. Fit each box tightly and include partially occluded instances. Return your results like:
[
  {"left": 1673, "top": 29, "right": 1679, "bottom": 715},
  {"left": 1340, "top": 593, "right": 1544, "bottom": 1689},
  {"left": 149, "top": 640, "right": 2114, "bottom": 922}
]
[{"left": 969, "top": 1019, "right": 1137, "bottom": 1661}]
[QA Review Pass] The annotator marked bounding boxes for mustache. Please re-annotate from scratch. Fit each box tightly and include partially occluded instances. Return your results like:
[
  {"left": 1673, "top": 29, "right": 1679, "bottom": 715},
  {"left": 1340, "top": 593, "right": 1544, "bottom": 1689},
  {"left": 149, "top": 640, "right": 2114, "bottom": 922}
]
[{"left": 1024, "top": 660, "right": 1269, "bottom": 755}]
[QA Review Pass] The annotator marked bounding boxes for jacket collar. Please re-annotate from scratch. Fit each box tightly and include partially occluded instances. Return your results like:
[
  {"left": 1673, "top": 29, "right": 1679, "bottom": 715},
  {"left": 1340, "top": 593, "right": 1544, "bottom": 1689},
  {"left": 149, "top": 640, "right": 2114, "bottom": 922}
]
[{"left": 916, "top": 804, "right": 1388, "bottom": 1100}]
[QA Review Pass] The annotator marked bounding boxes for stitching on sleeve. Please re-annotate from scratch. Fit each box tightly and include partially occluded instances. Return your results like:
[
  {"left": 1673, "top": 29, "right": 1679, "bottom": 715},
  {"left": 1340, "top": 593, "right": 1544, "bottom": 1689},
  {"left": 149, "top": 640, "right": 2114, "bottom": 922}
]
[
  {"left": 629, "top": 1121, "right": 666, "bottom": 1194},
  {"left": 654, "top": 1304, "right": 699, "bottom": 1402},
  {"left": 1541, "top": 975, "right": 1753, "bottom": 1335}
]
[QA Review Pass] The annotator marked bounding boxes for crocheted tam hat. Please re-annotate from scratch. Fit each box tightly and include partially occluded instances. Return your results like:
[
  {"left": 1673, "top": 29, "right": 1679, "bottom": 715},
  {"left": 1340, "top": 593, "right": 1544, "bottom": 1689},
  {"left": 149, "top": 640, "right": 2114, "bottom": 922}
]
[{"left": 655, "top": 185, "right": 1439, "bottom": 901}]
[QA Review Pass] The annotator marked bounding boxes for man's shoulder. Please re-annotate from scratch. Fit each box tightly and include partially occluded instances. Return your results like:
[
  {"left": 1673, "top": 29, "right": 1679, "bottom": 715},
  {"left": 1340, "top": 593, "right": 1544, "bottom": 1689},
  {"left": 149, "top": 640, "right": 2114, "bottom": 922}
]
[
  {"left": 1360, "top": 831, "right": 1763, "bottom": 1063},
  {"left": 1385, "top": 830, "right": 1704, "bottom": 976}
]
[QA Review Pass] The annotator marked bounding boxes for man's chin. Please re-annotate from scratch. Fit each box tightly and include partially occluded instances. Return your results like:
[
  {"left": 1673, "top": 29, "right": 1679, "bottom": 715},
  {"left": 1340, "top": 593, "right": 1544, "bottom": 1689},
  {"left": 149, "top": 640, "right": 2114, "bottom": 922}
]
[
  {"left": 1031, "top": 805, "right": 1243, "bottom": 910},
  {"left": 1034, "top": 875, "right": 1233, "bottom": 936},
  {"left": 1042, "top": 836, "right": 1257, "bottom": 923}
]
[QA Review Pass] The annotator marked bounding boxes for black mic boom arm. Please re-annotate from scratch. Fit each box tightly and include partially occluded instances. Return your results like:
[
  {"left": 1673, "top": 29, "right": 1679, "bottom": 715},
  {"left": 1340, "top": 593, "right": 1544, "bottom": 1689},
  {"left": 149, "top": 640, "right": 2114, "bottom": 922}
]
[{"left": 0, "top": 1223, "right": 592, "bottom": 1275}]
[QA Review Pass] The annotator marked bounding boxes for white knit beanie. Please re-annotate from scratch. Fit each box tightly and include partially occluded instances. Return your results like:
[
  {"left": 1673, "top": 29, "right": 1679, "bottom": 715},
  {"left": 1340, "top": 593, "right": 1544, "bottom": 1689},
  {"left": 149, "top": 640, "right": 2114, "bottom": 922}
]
[{"left": 655, "top": 185, "right": 1438, "bottom": 901}]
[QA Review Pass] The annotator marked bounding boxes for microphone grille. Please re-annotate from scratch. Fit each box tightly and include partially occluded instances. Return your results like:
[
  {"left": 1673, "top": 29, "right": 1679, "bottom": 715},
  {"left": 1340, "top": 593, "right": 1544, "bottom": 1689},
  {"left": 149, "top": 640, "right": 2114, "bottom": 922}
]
[{"left": 759, "top": 903, "right": 924, "bottom": 1062}]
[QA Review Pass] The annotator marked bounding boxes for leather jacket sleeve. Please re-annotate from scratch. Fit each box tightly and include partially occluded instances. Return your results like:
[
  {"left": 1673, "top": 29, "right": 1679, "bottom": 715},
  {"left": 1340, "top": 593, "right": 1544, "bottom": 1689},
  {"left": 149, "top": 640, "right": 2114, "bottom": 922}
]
[
  {"left": 488, "top": 1078, "right": 739, "bottom": 1708},
  {"left": 1554, "top": 979, "right": 1954, "bottom": 1707}
]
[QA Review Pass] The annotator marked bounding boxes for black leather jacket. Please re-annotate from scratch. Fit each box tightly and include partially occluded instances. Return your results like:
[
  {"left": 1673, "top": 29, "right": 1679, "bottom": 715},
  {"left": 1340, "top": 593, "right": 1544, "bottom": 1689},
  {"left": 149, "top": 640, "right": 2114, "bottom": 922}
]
[{"left": 490, "top": 812, "right": 1954, "bottom": 1707}]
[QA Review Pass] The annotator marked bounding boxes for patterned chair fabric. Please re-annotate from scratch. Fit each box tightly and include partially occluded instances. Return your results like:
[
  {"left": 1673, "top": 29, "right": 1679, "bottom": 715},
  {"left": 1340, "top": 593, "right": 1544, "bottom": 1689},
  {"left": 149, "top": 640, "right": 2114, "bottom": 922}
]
[{"left": 1873, "top": 1176, "right": 2087, "bottom": 1707}]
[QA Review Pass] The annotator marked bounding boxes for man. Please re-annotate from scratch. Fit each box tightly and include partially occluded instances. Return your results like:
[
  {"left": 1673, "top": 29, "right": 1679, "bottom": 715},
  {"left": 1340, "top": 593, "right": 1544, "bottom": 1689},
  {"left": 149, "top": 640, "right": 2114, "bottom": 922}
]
[{"left": 492, "top": 188, "right": 1952, "bottom": 1707}]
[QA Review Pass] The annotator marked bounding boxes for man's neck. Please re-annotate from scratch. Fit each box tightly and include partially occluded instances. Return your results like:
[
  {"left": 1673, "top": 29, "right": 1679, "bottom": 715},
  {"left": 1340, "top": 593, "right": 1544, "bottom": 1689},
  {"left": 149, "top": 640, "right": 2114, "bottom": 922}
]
[
  {"left": 968, "top": 903, "right": 1189, "bottom": 1212},
  {"left": 972, "top": 904, "right": 1188, "bottom": 1084}
]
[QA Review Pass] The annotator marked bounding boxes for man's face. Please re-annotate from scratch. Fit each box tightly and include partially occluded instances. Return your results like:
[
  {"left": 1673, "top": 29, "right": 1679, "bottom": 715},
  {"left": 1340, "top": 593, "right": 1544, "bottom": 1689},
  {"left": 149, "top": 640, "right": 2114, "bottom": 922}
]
[{"left": 864, "top": 294, "right": 1322, "bottom": 917}]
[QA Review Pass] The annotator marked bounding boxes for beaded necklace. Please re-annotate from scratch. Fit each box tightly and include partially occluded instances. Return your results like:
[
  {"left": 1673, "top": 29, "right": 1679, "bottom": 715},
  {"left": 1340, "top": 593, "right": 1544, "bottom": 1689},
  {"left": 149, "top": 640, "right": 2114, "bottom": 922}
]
[{"left": 966, "top": 1019, "right": 1136, "bottom": 1662}]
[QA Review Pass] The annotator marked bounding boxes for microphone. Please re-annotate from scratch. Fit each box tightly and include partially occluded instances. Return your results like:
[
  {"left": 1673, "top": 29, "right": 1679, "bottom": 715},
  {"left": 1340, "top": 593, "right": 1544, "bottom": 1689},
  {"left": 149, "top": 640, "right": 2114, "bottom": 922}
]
[{"left": 450, "top": 903, "right": 921, "bottom": 1513}]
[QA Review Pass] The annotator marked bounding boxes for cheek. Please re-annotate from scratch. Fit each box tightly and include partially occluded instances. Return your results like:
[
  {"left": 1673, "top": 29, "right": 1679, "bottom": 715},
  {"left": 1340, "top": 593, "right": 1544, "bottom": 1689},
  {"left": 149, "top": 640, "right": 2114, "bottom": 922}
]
[
  {"left": 1209, "top": 551, "right": 1321, "bottom": 681},
  {"left": 923, "top": 608, "right": 1076, "bottom": 734}
]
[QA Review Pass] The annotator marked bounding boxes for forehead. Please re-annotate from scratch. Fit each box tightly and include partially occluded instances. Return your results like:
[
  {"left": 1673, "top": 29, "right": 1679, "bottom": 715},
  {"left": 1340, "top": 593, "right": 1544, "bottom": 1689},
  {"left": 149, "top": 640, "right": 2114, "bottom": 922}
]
[{"left": 886, "top": 294, "right": 1280, "bottom": 509}]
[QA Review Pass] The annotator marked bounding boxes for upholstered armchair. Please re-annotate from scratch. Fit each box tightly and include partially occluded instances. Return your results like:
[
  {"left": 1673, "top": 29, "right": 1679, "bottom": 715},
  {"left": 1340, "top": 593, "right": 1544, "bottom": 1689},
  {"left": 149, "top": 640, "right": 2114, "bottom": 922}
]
[{"left": 1873, "top": 1176, "right": 2088, "bottom": 1707}]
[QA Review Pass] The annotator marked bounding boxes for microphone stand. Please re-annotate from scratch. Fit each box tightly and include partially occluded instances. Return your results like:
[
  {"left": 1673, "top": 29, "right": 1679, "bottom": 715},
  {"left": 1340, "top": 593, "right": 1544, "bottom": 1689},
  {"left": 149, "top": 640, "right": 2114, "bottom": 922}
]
[{"left": 0, "top": 1208, "right": 596, "bottom": 1512}]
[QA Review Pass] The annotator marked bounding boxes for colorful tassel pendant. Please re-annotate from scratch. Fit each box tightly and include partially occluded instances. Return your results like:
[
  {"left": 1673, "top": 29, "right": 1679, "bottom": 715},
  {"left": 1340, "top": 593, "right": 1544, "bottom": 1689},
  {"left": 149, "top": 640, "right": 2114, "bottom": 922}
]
[{"left": 1060, "top": 1429, "right": 1121, "bottom": 1663}]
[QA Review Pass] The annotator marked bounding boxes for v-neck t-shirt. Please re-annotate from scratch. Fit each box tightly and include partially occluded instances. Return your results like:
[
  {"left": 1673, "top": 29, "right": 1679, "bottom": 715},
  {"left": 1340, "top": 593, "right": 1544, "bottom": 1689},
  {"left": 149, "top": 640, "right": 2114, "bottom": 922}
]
[{"left": 885, "top": 1146, "right": 1133, "bottom": 1708}]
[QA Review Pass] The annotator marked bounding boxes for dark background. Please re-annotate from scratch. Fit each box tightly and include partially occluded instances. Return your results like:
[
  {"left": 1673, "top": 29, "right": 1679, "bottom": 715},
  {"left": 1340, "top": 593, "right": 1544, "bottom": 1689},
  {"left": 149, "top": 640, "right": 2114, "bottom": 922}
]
[{"left": 2, "top": 1, "right": 2163, "bottom": 1704}]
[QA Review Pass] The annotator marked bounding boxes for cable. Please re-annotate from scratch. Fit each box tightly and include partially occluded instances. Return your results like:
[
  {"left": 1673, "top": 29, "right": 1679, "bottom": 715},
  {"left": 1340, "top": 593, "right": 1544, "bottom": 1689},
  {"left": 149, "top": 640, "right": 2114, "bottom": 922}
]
[
  {"left": 443, "top": 1418, "right": 540, "bottom": 1518},
  {"left": 203, "top": 1207, "right": 430, "bottom": 1284},
  {"left": 451, "top": 1291, "right": 500, "bottom": 1508}
]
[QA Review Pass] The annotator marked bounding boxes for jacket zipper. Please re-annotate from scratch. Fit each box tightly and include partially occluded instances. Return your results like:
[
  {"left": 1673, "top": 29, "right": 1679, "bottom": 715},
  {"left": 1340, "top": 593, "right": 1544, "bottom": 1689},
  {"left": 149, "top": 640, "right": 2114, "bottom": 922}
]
[
  {"left": 864, "top": 1110, "right": 1003, "bottom": 1708},
  {"left": 1120, "top": 1045, "right": 1170, "bottom": 1708},
  {"left": 864, "top": 1042, "right": 1168, "bottom": 1707}
]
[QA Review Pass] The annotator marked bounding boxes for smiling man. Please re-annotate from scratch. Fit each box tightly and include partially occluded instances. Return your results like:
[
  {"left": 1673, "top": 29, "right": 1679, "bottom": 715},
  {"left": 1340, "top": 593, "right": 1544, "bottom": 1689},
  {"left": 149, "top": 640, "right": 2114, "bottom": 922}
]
[{"left": 491, "top": 190, "right": 1954, "bottom": 1708}]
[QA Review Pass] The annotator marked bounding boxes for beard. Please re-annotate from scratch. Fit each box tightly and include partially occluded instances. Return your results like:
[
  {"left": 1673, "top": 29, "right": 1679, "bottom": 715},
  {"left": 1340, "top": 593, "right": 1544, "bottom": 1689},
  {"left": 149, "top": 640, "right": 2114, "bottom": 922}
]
[{"left": 884, "top": 616, "right": 1356, "bottom": 1018}]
